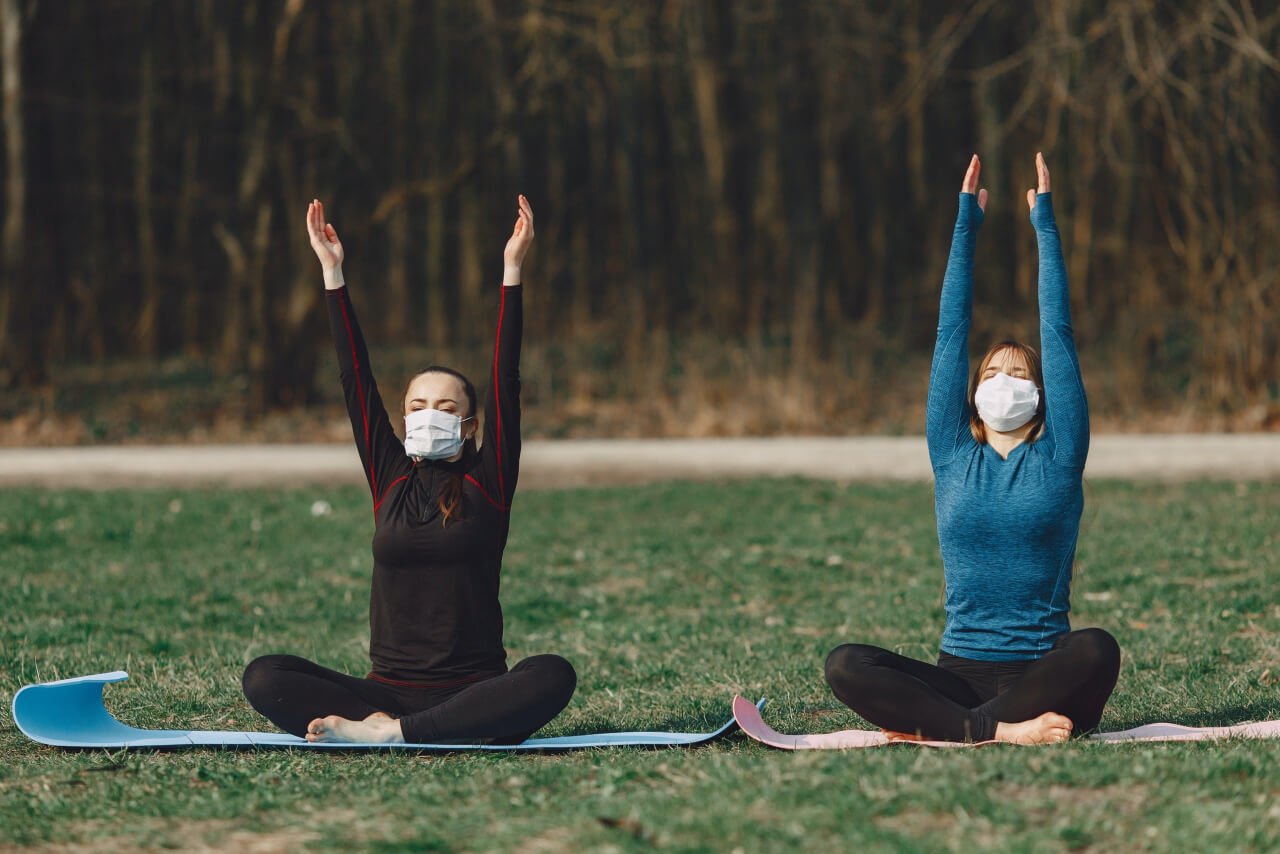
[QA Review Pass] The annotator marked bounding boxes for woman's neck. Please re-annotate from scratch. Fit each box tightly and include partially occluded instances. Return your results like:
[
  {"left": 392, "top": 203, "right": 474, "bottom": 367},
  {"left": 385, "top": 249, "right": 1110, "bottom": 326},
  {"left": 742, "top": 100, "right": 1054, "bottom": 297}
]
[{"left": 987, "top": 422, "right": 1036, "bottom": 459}]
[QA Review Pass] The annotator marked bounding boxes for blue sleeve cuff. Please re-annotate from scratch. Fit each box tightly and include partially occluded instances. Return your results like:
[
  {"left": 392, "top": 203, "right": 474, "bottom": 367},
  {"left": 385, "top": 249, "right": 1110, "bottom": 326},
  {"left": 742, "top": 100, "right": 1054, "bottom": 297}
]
[
  {"left": 957, "top": 192, "right": 985, "bottom": 227},
  {"left": 1030, "top": 192, "right": 1056, "bottom": 228}
]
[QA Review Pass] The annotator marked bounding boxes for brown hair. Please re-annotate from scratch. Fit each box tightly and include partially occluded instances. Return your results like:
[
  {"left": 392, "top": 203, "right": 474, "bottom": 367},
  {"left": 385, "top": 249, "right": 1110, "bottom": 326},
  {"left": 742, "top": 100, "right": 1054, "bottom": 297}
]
[
  {"left": 968, "top": 340, "right": 1046, "bottom": 445},
  {"left": 403, "top": 366, "right": 478, "bottom": 526}
]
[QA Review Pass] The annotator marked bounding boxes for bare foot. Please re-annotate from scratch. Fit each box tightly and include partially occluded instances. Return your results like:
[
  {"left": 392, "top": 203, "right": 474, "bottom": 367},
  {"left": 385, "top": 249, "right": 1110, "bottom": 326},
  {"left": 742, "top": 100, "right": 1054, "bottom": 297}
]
[
  {"left": 995, "top": 712, "right": 1074, "bottom": 745},
  {"left": 305, "top": 711, "right": 405, "bottom": 744}
]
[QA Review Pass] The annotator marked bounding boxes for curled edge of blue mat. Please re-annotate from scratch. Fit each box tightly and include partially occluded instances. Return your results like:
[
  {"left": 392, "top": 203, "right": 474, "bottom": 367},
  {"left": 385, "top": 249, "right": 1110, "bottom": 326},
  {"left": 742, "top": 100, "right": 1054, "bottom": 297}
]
[{"left": 12, "top": 671, "right": 765, "bottom": 752}]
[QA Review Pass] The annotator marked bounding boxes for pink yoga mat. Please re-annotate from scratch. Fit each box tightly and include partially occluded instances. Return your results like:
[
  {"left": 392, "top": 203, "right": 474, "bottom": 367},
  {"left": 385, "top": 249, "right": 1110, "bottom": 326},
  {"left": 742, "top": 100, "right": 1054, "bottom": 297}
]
[{"left": 731, "top": 696, "right": 1280, "bottom": 750}]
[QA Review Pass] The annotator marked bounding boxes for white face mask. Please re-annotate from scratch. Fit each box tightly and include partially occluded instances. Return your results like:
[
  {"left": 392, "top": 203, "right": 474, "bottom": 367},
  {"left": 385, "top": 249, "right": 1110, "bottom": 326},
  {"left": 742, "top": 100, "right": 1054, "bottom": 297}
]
[
  {"left": 974, "top": 372, "right": 1040, "bottom": 433},
  {"left": 404, "top": 408, "right": 473, "bottom": 460}
]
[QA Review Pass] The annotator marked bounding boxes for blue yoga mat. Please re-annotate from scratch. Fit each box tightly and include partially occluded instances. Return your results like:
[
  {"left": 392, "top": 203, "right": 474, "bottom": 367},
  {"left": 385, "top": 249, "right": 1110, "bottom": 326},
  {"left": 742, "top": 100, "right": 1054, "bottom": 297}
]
[{"left": 12, "top": 671, "right": 762, "bottom": 752}]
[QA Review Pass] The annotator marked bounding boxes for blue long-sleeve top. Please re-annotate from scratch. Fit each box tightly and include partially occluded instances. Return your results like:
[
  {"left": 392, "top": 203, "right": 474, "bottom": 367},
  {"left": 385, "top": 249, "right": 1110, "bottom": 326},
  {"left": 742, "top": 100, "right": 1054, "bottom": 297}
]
[{"left": 926, "top": 192, "right": 1089, "bottom": 661}]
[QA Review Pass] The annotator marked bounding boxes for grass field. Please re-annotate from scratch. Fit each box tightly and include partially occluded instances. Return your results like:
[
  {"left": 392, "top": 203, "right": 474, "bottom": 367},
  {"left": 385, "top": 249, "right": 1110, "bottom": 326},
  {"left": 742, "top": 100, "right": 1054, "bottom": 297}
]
[{"left": 2, "top": 479, "right": 1278, "bottom": 852}]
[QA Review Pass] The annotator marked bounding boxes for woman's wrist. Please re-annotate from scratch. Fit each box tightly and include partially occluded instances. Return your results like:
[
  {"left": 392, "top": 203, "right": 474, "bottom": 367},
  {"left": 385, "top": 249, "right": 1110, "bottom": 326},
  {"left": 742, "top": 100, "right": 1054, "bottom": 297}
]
[
  {"left": 323, "top": 265, "right": 346, "bottom": 291},
  {"left": 502, "top": 264, "right": 522, "bottom": 287},
  {"left": 1030, "top": 194, "right": 1055, "bottom": 227},
  {"left": 956, "top": 196, "right": 983, "bottom": 229}
]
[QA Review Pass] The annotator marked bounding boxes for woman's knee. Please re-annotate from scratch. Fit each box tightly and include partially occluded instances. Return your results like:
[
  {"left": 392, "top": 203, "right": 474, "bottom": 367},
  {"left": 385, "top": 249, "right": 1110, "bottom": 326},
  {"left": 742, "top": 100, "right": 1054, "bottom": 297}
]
[
  {"left": 241, "top": 654, "right": 303, "bottom": 704},
  {"left": 1067, "top": 628, "right": 1121, "bottom": 673},
  {"left": 824, "top": 643, "right": 881, "bottom": 690},
  {"left": 517, "top": 653, "right": 577, "bottom": 701}
]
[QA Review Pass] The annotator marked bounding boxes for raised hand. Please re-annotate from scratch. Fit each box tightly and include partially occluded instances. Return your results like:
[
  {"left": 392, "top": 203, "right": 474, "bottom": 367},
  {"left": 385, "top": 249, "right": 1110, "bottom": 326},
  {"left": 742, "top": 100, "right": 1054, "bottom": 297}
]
[
  {"left": 961, "top": 154, "right": 989, "bottom": 213},
  {"left": 1026, "top": 152, "right": 1051, "bottom": 212},
  {"left": 307, "top": 199, "right": 345, "bottom": 279},
  {"left": 502, "top": 195, "right": 535, "bottom": 271}
]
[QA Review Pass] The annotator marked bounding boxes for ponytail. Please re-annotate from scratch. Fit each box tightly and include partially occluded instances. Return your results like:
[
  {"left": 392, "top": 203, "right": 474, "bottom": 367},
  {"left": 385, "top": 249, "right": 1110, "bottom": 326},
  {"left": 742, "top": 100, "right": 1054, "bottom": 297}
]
[{"left": 437, "top": 436, "right": 479, "bottom": 526}]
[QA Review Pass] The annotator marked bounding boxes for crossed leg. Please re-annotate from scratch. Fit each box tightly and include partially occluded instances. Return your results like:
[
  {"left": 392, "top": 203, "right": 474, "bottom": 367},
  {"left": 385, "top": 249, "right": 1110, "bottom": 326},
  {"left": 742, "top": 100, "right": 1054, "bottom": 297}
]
[
  {"left": 241, "top": 654, "right": 405, "bottom": 740},
  {"left": 824, "top": 628, "right": 1120, "bottom": 743},
  {"left": 243, "top": 653, "right": 578, "bottom": 745},
  {"left": 396, "top": 654, "right": 577, "bottom": 745}
]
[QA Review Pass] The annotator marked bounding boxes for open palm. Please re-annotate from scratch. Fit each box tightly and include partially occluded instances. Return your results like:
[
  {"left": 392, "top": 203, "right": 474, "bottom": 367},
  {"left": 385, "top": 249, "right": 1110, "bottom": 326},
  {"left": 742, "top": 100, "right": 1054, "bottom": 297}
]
[
  {"left": 1026, "top": 152, "right": 1051, "bottom": 211},
  {"left": 960, "top": 154, "right": 989, "bottom": 213},
  {"left": 502, "top": 195, "right": 535, "bottom": 268},
  {"left": 306, "top": 199, "right": 344, "bottom": 270}
]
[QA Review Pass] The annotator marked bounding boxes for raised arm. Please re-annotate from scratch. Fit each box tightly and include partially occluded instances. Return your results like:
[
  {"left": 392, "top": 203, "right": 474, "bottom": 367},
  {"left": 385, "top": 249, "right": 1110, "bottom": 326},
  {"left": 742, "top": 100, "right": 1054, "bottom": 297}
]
[
  {"left": 472, "top": 196, "right": 534, "bottom": 510},
  {"left": 926, "top": 156, "right": 987, "bottom": 469},
  {"left": 308, "top": 200, "right": 411, "bottom": 507},
  {"left": 1026, "top": 154, "right": 1089, "bottom": 468}
]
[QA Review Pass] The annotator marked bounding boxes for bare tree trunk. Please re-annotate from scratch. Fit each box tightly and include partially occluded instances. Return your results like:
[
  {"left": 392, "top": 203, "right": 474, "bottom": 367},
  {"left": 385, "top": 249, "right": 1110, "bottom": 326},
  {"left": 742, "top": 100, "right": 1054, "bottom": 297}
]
[
  {"left": 903, "top": 0, "right": 927, "bottom": 213},
  {"left": 425, "top": 0, "right": 450, "bottom": 350},
  {"left": 242, "top": 201, "right": 273, "bottom": 411},
  {"left": 73, "top": 2, "right": 106, "bottom": 363},
  {"left": 528, "top": 2, "right": 564, "bottom": 343},
  {"left": 785, "top": 22, "right": 820, "bottom": 378},
  {"left": 177, "top": 110, "right": 202, "bottom": 357},
  {"left": 458, "top": 185, "right": 483, "bottom": 348},
  {"left": 425, "top": 189, "right": 449, "bottom": 349},
  {"left": 747, "top": 0, "right": 783, "bottom": 345},
  {"left": 213, "top": 220, "right": 247, "bottom": 371},
  {"left": 612, "top": 8, "right": 665, "bottom": 389},
  {"left": 259, "top": 0, "right": 316, "bottom": 410},
  {"left": 815, "top": 6, "right": 848, "bottom": 346},
  {"left": 381, "top": 0, "right": 412, "bottom": 342},
  {"left": 386, "top": 215, "right": 413, "bottom": 340},
  {"left": 974, "top": 69, "right": 1015, "bottom": 308},
  {"left": 217, "top": 0, "right": 304, "bottom": 410},
  {"left": 683, "top": 3, "right": 740, "bottom": 335},
  {"left": 0, "top": 0, "right": 25, "bottom": 386},
  {"left": 212, "top": 4, "right": 241, "bottom": 373},
  {"left": 271, "top": 41, "right": 322, "bottom": 411},
  {"left": 583, "top": 76, "right": 610, "bottom": 344},
  {"left": 476, "top": 0, "right": 522, "bottom": 178},
  {"left": 134, "top": 42, "right": 161, "bottom": 358}
]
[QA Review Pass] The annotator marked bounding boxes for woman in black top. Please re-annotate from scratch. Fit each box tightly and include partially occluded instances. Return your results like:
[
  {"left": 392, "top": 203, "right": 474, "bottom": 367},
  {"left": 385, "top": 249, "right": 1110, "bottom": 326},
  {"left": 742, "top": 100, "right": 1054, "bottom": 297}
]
[{"left": 241, "top": 196, "right": 576, "bottom": 744}]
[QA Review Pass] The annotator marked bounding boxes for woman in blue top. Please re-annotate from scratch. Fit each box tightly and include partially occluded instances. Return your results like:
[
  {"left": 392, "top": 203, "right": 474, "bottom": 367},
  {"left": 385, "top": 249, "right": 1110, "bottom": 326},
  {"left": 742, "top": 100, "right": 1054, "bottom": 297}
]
[{"left": 824, "top": 153, "right": 1120, "bottom": 744}]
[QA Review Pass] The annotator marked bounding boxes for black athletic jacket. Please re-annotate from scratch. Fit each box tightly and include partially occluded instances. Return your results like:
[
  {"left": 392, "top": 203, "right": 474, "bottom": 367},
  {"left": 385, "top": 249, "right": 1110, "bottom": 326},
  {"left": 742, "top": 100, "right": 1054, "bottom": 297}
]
[{"left": 326, "top": 284, "right": 522, "bottom": 686}]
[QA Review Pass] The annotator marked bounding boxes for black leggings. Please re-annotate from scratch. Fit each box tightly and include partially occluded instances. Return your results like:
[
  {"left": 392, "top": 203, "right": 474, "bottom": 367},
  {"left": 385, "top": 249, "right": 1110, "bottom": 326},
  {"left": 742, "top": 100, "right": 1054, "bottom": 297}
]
[
  {"left": 824, "top": 628, "right": 1120, "bottom": 742},
  {"left": 242, "top": 654, "right": 576, "bottom": 744}
]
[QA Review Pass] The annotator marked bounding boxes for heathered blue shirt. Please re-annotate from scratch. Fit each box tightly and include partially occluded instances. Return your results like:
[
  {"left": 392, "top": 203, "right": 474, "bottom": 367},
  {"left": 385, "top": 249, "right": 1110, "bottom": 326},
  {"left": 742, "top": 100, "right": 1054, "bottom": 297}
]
[{"left": 926, "top": 192, "right": 1088, "bottom": 662}]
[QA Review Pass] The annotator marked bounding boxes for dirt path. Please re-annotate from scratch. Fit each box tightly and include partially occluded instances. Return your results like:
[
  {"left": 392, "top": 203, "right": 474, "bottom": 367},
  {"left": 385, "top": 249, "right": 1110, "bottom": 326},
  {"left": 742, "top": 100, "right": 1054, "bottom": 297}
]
[{"left": 1, "top": 435, "right": 1277, "bottom": 488}]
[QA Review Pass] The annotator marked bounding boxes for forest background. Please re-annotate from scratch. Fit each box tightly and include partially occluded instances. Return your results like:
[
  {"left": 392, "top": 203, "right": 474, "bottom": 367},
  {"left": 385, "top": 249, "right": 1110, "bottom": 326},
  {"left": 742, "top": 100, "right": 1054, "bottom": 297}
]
[{"left": 1, "top": 0, "right": 1276, "bottom": 444}]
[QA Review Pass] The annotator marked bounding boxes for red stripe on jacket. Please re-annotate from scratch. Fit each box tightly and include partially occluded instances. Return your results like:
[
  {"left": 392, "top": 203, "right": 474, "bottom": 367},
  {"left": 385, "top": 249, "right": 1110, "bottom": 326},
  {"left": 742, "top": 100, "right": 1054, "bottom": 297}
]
[{"left": 337, "top": 293, "right": 377, "bottom": 502}]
